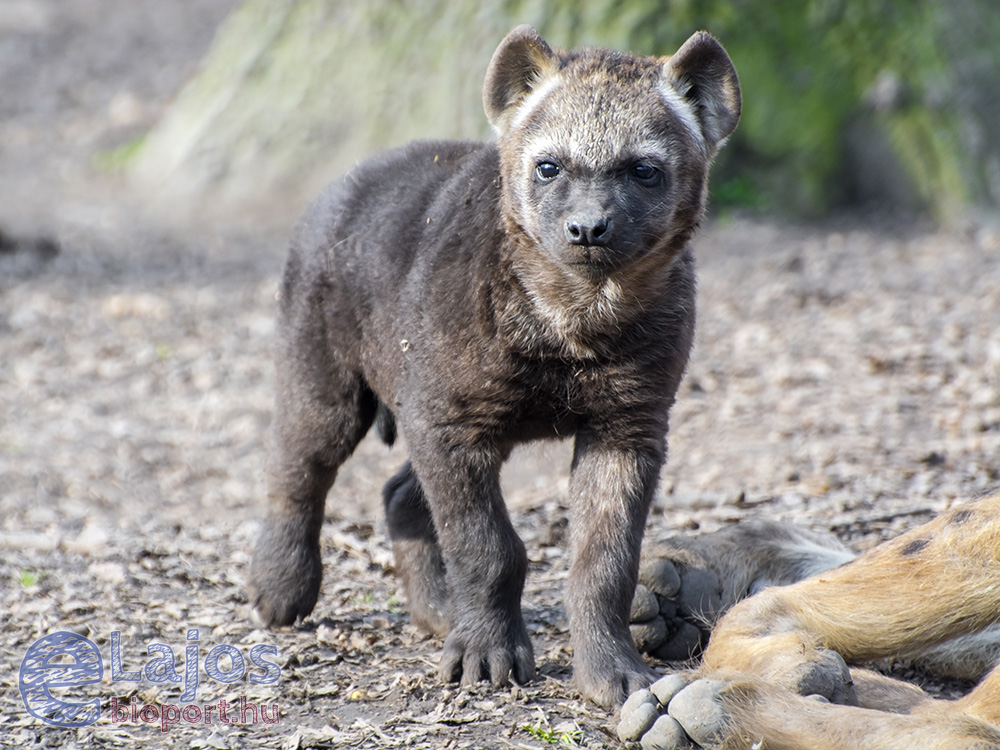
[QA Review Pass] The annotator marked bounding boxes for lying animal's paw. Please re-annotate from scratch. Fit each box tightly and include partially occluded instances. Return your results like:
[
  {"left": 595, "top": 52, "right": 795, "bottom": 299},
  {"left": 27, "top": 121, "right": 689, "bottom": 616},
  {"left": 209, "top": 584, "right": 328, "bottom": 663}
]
[
  {"left": 617, "top": 675, "right": 730, "bottom": 750},
  {"left": 789, "top": 647, "right": 857, "bottom": 705},
  {"left": 629, "top": 557, "right": 723, "bottom": 661}
]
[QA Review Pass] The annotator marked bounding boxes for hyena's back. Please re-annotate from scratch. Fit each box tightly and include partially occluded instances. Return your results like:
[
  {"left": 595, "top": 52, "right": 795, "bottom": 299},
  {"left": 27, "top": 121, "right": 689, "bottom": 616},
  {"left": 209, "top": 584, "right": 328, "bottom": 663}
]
[{"left": 287, "top": 139, "right": 500, "bottom": 309}]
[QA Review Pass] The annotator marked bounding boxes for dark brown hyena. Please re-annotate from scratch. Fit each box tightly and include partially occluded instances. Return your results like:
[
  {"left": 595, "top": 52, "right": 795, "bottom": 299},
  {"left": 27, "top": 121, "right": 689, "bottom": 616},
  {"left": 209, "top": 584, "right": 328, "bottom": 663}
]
[{"left": 249, "top": 25, "right": 740, "bottom": 708}]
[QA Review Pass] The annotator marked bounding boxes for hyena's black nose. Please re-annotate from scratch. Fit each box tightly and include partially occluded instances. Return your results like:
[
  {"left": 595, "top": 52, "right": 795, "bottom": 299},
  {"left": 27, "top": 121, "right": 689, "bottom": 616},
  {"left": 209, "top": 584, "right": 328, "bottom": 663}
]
[{"left": 565, "top": 215, "right": 611, "bottom": 247}]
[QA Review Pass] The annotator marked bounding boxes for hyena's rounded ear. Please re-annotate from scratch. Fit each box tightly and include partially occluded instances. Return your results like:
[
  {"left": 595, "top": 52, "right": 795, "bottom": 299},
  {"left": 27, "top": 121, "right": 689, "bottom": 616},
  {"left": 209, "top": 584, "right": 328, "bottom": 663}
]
[
  {"left": 483, "top": 25, "right": 560, "bottom": 133},
  {"left": 664, "top": 31, "right": 741, "bottom": 149}
]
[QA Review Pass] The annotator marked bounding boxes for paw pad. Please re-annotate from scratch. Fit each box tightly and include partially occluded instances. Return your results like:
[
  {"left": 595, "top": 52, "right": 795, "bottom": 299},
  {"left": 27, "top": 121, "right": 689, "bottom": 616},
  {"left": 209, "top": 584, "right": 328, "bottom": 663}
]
[
  {"left": 618, "top": 676, "right": 729, "bottom": 750},
  {"left": 630, "top": 559, "right": 723, "bottom": 662},
  {"left": 617, "top": 689, "right": 660, "bottom": 742}
]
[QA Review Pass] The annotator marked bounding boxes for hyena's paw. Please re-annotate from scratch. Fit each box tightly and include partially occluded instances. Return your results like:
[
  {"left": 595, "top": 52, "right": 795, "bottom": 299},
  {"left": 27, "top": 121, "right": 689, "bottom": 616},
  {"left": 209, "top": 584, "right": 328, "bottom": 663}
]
[
  {"left": 574, "top": 638, "right": 657, "bottom": 710},
  {"left": 630, "top": 521, "right": 853, "bottom": 663},
  {"left": 248, "top": 516, "right": 322, "bottom": 627},
  {"left": 392, "top": 538, "right": 451, "bottom": 637},
  {"left": 629, "top": 558, "right": 722, "bottom": 662},
  {"left": 617, "top": 675, "right": 730, "bottom": 750},
  {"left": 786, "top": 647, "right": 856, "bottom": 704},
  {"left": 438, "top": 616, "right": 535, "bottom": 687}
]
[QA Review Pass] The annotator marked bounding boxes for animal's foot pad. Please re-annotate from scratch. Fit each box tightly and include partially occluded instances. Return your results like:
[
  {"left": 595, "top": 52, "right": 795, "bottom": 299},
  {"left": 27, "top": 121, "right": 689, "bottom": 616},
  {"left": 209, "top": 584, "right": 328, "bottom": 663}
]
[
  {"left": 618, "top": 675, "right": 730, "bottom": 749},
  {"left": 629, "top": 557, "right": 722, "bottom": 661},
  {"left": 630, "top": 521, "right": 853, "bottom": 661}
]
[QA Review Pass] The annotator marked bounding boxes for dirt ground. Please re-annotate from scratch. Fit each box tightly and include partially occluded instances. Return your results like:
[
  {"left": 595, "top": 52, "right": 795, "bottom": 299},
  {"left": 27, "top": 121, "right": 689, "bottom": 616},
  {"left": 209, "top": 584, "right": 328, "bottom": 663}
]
[{"left": 1, "top": 2, "right": 999, "bottom": 748}]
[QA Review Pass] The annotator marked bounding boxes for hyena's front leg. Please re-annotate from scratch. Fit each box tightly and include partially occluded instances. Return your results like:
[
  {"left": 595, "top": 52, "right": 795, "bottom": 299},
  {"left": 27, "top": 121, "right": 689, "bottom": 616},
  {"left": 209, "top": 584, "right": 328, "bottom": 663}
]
[
  {"left": 704, "top": 493, "right": 1000, "bottom": 685},
  {"left": 406, "top": 434, "right": 534, "bottom": 687},
  {"left": 566, "top": 433, "right": 661, "bottom": 708}
]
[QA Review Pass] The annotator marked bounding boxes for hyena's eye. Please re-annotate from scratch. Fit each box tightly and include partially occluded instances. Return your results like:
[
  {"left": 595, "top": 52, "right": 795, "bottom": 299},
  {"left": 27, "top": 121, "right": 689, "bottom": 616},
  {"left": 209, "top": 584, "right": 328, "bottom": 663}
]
[
  {"left": 535, "top": 162, "right": 561, "bottom": 182},
  {"left": 631, "top": 163, "right": 661, "bottom": 184}
]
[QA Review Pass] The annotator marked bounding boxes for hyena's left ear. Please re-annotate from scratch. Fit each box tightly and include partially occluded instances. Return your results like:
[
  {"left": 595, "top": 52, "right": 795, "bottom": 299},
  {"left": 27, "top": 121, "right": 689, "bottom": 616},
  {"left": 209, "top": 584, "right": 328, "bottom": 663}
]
[
  {"left": 663, "top": 31, "right": 741, "bottom": 150},
  {"left": 483, "top": 25, "right": 561, "bottom": 134}
]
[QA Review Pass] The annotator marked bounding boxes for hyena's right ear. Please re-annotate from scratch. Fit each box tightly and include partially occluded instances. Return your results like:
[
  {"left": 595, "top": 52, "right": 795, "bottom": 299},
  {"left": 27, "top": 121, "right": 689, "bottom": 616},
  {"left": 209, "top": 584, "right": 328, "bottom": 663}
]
[
  {"left": 483, "top": 25, "right": 561, "bottom": 134},
  {"left": 664, "top": 31, "right": 741, "bottom": 151}
]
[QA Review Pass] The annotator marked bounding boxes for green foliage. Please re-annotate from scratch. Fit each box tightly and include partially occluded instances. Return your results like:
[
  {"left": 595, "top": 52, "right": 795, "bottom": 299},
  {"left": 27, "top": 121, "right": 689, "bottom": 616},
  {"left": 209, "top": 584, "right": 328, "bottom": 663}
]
[
  {"left": 20, "top": 570, "right": 40, "bottom": 588},
  {"left": 386, "top": 591, "right": 403, "bottom": 614},
  {"left": 522, "top": 717, "right": 584, "bottom": 745}
]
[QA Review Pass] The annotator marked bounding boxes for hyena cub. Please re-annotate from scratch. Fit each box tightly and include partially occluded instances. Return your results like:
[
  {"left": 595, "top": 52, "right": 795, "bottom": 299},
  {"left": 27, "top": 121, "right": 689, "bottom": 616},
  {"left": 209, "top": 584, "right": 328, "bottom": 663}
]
[{"left": 249, "top": 25, "right": 740, "bottom": 708}]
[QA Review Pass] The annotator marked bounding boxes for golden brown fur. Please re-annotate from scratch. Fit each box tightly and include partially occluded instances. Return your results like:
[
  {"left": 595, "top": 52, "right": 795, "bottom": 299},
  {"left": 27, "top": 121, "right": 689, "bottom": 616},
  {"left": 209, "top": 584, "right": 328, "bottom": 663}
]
[{"left": 669, "top": 493, "right": 1000, "bottom": 749}]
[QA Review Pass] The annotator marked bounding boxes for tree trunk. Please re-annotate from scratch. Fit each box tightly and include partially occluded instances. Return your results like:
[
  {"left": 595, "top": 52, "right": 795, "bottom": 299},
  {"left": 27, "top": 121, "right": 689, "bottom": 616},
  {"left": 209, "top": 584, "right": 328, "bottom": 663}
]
[{"left": 131, "top": 0, "right": 1000, "bottom": 223}]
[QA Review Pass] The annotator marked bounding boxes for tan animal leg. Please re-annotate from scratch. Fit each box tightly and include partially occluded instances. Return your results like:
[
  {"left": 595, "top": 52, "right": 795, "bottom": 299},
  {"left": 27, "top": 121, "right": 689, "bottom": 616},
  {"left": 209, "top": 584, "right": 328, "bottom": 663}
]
[
  {"left": 621, "top": 493, "right": 1000, "bottom": 750},
  {"left": 957, "top": 665, "right": 1000, "bottom": 727},
  {"left": 714, "top": 677, "right": 1000, "bottom": 750},
  {"left": 705, "top": 493, "right": 1000, "bottom": 682}
]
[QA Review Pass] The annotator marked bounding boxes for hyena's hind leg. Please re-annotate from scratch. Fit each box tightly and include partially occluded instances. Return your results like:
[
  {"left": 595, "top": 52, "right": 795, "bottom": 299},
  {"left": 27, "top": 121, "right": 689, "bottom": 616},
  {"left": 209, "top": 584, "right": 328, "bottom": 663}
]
[
  {"left": 249, "top": 369, "right": 379, "bottom": 627},
  {"left": 624, "top": 672, "right": 1000, "bottom": 750},
  {"left": 249, "top": 278, "right": 381, "bottom": 627},
  {"left": 630, "top": 519, "right": 854, "bottom": 661},
  {"left": 383, "top": 461, "right": 450, "bottom": 636}
]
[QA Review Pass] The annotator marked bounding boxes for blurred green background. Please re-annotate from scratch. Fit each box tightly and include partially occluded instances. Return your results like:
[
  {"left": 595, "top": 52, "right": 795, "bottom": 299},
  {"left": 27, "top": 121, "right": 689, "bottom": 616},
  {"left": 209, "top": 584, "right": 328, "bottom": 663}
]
[{"left": 131, "top": 0, "right": 1000, "bottom": 223}]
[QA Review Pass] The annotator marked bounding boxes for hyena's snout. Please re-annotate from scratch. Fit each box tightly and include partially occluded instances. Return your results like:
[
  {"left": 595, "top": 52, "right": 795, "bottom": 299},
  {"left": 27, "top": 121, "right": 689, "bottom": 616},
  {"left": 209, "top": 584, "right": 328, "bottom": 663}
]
[{"left": 565, "top": 212, "right": 612, "bottom": 247}]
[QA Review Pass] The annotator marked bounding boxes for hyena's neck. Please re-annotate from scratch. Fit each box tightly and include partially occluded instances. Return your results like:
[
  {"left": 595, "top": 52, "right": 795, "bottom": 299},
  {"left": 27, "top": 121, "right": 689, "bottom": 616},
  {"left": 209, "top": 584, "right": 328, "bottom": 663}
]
[{"left": 494, "top": 233, "right": 693, "bottom": 361}]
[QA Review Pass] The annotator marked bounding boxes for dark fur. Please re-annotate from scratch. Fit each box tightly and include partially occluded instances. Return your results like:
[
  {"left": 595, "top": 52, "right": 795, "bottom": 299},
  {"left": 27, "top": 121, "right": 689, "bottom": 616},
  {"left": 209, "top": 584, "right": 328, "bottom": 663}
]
[{"left": 249, "top": 26, "right": 740, "bottom": 708}]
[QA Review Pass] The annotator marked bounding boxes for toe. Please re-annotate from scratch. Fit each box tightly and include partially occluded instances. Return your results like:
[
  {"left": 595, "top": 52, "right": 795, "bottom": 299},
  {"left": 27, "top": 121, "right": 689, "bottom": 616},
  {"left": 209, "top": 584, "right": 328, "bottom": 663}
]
[
  {"left": 641, "top": 558, "right": 682, "bottom": 598},
  {"left": 641, "top": 714, "right": 695, "bottom": 749},
  {"left": 666, "top": 679, "right": 730, "bottom": 749},
  {"left": 618, "top": 689, "right": 660, "bottom": 742}
]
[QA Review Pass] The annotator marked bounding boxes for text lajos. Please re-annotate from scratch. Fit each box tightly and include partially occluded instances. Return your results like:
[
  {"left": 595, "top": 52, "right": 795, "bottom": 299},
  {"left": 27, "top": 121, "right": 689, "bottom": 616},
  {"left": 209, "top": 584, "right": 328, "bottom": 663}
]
[
  {"left": 109, "top": 628, "right": 281, "bottom": 700},
  {"left": 19, "top": 629, "right": 281, "bottom": 729}
]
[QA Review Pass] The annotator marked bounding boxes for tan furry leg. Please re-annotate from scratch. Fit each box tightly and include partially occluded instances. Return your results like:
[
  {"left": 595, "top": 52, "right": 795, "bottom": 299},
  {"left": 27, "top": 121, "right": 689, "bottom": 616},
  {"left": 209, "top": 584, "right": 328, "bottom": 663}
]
[
  {"left": 705, "top": 493, "right": 1000, "bottom": 685},
  {"left": 956, "top": 665, "right": 1000, "bottom": 727},
  {"left": 717, "top": 677, "right": 1000, "bottom": 750},
  {"left": 625, "top": 496, "right": 1000, "bottom": 750}
]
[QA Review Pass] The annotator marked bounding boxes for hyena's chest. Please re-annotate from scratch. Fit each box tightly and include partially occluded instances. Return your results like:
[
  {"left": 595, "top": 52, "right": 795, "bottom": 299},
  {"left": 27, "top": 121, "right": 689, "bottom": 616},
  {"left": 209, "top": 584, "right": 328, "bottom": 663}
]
[{"left": 434, "top": 354, "right": 644, "bottom": 444}]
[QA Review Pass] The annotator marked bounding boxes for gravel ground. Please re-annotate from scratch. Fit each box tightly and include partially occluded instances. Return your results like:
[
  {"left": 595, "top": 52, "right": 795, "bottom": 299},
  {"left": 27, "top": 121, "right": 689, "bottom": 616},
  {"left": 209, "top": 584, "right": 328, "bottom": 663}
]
[{"left": 1, "top": 3, "right": 999, "bottom": 748}]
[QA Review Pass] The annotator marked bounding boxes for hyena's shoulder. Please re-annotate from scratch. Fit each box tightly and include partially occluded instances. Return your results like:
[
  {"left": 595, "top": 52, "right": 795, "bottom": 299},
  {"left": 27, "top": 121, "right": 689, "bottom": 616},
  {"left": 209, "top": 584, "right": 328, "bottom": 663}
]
[
  {"left": 325, "top": 139, "right": 497, "bottom": 225},
  {"left": 292, "top": 139, "right": 500, "bottom": 266}
]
